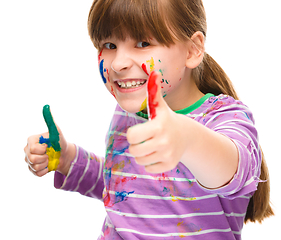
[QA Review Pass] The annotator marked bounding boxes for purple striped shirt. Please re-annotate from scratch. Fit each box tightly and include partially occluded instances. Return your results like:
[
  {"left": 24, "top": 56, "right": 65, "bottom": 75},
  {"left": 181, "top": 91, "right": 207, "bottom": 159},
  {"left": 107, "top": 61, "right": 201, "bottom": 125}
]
[{"left": 55, "top": 94, "right": 261, "bottom": 239}]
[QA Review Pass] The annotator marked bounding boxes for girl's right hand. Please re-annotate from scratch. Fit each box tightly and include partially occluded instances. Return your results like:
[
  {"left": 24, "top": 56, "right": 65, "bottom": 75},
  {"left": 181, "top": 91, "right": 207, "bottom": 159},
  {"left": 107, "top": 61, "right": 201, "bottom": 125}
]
[{"left": 24, "top": 126, "right": 76, "bottom": 177}]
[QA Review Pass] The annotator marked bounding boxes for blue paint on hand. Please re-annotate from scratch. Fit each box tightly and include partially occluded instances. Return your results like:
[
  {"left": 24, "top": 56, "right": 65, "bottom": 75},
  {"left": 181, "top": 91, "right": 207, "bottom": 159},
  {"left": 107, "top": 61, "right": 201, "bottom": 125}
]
[{"left": 39, "top": 136, "right": 51, "bottom": 148}]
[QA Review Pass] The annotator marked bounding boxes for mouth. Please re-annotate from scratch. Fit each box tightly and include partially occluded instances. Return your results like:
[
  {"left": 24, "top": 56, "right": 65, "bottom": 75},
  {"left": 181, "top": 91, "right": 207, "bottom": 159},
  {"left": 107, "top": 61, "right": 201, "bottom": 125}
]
[{"left": 115, "top": 79, "right": 147, "bottom": 89}]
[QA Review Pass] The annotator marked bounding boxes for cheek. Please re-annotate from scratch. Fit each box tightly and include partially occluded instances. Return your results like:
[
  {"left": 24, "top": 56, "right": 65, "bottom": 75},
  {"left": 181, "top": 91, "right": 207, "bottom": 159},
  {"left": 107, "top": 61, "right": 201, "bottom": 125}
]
[
  {"left": 161, "top": 79, "right": 172, "bottom": 98},
  {"left": 98, "top": 49, "right": 110, "bottom": 84},
  {"left": 98, "top": 57, "right": 116, "bottom": 98},
  {"left": 99, "top": 59, "right": 108, "bottom": 84},
  {"left": 159, "top": 64, "right": 184, "bottom": 97},
  {"left": 98, "top": 50, "right": 107, "bottom": 84},
  {"left": 142, "top": 57, "right": 158, "bottom": 75}
]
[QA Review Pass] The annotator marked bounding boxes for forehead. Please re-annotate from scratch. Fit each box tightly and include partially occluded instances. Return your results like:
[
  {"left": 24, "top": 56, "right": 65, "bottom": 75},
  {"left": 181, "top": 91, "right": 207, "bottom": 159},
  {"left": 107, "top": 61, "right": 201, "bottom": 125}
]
[{"left": 89, "top": 0, "right": 175, "bottom": 48}]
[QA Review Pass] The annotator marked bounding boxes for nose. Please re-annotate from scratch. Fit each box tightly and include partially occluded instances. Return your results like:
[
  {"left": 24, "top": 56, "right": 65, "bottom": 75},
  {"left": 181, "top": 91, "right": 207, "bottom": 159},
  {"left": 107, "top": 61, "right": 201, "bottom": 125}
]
[{"left": 111, "top": 47, "right": 134, "bottom": 74}]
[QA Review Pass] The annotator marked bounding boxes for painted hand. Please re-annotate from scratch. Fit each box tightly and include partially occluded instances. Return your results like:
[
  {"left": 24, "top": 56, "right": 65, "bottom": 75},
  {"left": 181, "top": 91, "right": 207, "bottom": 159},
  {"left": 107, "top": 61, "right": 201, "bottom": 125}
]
[
  {"left": 24, "top": 105, "right": 73, "bottom": 177},
  {"left": 39, "top": 105, "right": 62, "bottom": 171},
  {"left": 127, "top": 71, "right": 187, "bottom": 173}
]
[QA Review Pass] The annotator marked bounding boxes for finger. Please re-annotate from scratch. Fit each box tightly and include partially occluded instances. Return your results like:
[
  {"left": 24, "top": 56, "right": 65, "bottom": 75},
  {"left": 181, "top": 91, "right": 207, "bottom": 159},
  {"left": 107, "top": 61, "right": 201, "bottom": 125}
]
[
  {"left": 27, "top": 158, "right": 48, "bottom": 172},
  {"left": 134, "top": 152, "right": 158, "bottom": 167},
  {"left": 43, "top": 105, "right": 61, "bottom": 151},
  {"left": 25, "top": 153, "right": 48, "bottom": 165},
  {"left": 137, "top": 156, "right": 173, "bottom": 173},
  {"left": 26, "top": 135, "right": 48, "bottom": 155},
  {"left": 28, "top": 164, "right": 49, "bottom": 177},
  {"left": 129, "top": 138, "right": 155, "bottom": 158},
  {"left": 127, "top": 120, "right": 156, "bottom": 145},
  {"left": 144, "top": 162, "right": 167, "bottom": 174},
  {"left": 147, "top": 71, "right": 165, "bottom": 120}
]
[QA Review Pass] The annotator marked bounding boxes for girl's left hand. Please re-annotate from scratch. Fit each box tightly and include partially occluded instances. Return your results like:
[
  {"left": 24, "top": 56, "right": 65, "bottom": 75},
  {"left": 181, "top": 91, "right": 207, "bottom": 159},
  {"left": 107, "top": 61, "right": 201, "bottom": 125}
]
[{"left": 127, "top": 71, "right": 188, "bottom": 173}]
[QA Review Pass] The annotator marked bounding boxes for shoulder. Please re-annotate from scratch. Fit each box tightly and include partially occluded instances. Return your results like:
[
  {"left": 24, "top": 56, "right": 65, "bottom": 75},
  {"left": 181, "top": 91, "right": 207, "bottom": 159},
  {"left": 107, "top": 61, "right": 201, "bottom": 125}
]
[{"left": 190, "top": 94, "right": 255, "bottom": 127}]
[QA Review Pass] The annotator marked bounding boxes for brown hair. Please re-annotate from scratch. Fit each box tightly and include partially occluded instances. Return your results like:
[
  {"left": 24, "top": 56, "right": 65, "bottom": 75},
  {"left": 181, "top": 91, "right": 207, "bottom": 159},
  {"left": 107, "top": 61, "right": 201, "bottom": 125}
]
[{"left": 88, "top": 0, "right": 274, "bottom": 223}]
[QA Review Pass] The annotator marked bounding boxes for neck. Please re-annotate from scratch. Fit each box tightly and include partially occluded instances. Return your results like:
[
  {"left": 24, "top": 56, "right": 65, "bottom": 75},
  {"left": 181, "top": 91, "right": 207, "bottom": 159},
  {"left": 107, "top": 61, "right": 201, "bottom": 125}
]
[{"left": 164, "top": 73, "right": 204, "bottom": 112}]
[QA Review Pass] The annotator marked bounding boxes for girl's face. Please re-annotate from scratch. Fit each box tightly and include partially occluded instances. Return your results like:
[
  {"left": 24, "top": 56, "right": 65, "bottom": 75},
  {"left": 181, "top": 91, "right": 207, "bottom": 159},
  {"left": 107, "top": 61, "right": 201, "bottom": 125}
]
[{"left": 98, "top": 36, "right": 193, "bottom": 113}]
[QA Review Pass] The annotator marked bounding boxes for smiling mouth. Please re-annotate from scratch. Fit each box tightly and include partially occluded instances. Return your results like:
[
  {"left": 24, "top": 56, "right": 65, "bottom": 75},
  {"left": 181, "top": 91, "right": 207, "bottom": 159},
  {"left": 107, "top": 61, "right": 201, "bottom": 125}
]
[{"left": 116, "top": 80, "right": 147, "bottom": 89}]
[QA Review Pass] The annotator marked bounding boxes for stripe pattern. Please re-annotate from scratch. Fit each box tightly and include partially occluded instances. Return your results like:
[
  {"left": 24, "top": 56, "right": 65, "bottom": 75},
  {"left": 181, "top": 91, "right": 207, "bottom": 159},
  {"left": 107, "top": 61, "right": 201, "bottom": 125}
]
[{"left": 54, "top": 94, "right": 261, "bottom": 240}]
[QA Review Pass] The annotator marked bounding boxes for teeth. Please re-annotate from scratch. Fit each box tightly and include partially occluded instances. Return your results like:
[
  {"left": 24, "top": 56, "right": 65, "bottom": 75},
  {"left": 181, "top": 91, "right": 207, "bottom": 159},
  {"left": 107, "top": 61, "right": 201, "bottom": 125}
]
[{"left": 117, "top": 80, "right": 146, "bottom": 89}]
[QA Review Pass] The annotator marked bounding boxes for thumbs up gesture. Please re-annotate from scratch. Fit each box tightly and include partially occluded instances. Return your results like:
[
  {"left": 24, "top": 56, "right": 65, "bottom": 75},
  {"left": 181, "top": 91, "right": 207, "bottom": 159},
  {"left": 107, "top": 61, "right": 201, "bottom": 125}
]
[
  {"left": 24, "top": 106, "right": 75, "bottom": 177},
  {"left": 39, "top": 105, "right": 62, "bottom": 171},
  {"left": 127, "top": 71, "right": 187, "bottom": 173}
]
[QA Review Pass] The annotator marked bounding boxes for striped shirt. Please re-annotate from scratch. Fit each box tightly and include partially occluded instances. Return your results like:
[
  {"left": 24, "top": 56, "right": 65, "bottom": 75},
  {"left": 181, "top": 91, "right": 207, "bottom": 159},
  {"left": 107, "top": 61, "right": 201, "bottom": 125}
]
[{"left": 54, "top": 94, "right": 262, "bottom": 239}]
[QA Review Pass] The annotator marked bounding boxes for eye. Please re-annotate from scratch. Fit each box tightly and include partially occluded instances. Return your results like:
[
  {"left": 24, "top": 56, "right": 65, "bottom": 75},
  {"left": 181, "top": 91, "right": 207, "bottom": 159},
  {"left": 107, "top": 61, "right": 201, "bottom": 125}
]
[
  {"left": 104, "top": 43, "right": 117, "bottom": 50},
  {"left": 136, "top": 41, "right": 150, "bottom": 48}
]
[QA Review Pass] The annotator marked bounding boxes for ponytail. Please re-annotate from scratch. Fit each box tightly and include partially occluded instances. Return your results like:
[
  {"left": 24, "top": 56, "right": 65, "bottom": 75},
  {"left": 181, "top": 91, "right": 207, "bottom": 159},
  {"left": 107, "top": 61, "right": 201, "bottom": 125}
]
[
  {"left": 245, "top": 150, "right": 274, "bottom": 223},
  {"left": 193, "top": 52, "right": 274, "bottom": 223},
  {"left": 193, "top": 53, "right": 239, "bottom": 100}
]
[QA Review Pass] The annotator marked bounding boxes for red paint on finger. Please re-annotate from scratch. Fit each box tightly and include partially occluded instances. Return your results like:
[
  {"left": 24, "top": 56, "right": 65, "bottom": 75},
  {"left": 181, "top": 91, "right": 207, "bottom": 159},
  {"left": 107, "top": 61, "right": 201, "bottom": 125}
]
[
  {"left": 148, "top": 71, "right": 159, "bottom": 120},
  {"left": 142, "top": 63, "right": 149, "bottom": 76}
]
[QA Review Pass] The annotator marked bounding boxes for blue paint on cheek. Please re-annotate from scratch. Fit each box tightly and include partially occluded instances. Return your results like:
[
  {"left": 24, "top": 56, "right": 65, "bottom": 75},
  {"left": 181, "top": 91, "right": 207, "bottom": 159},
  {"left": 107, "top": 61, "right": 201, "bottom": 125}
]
[{"left": 99, "top": 59, "right": 107, "bottom": 84}]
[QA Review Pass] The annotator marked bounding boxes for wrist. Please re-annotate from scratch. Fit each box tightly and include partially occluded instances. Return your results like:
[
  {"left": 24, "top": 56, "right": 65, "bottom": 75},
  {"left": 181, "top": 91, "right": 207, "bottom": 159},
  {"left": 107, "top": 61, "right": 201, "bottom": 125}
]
[{"left": 57, "top": 143, "right": 76, "bottom": 176}]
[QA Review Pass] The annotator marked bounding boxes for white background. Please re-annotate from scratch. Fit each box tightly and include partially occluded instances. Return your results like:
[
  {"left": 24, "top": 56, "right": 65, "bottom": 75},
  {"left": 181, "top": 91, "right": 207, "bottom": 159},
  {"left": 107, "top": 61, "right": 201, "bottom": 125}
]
[{"left": 1, "top": 0, "right": 280, "bottom": 239}]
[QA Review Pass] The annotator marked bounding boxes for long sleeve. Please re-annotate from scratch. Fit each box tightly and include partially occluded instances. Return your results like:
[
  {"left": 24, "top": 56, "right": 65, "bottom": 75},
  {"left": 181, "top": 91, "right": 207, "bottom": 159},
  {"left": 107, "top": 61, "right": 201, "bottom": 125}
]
[
  {"left": 193, "top": 95, "right": 262, "bottom": 199},
  {"left": 54, "top": 145, "right": 104, "bottom": 200}
]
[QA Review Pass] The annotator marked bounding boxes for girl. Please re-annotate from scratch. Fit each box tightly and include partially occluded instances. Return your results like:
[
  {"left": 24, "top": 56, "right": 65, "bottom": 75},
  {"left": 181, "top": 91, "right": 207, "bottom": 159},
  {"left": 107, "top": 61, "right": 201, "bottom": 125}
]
[{"left": 24, "top": 0, "right": 274, "bottom": 239}]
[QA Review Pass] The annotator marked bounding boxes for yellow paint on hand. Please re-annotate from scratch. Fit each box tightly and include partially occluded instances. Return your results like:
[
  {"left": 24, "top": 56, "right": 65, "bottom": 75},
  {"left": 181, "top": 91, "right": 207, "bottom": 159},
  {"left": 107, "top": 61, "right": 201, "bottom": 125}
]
[{"left": 46, "top": 147, "right": 61, "bottom": 171}]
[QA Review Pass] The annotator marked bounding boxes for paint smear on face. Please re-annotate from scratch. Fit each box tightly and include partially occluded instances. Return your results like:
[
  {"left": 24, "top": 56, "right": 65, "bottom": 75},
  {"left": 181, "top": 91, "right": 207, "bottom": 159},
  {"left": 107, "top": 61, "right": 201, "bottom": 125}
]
[
  {"left": 142, "top": 63, "right": 149, "bottom": 76},
  {"left": 142, "top": 57, "right": 155, "bottom": 75},
  {"left": 99, "top": 59, "right": 107, "bottom": 84},
  {"left": 146, "top": 57, "right": 155, "bottom": 72},
  {"left": 98, "top": 49, "right": 103, "bottom": 62},
  {"left": 98, "top": 50, "right": 107, "bottom": 83},
  {"left": 147, "top": 71, "right": 159, "bottom": 120},
  {"left": 140, "top": 98, "right": 147, "bottom": 111}
]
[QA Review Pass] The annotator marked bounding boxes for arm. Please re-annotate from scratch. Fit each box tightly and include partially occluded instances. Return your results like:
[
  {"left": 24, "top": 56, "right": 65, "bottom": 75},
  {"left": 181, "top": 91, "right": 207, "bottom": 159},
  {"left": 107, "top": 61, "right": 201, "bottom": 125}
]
[
  {"left": 55, "top": 145, "right": 104, "bottom": 199},
  {"left": 176, "top": 114, "right": 238, "bottom": 189},
  {"left": 128, "top": 105, "right": 238, "bottom": 189},
  {"left": 127, "top": 71, "right": 240, "bottom": 189},
  {"left": 25, "top": 132, "right": 104, "bottom": 199},
  {"left": 24, "top": 106, "right": 104, "bottom": 199}
]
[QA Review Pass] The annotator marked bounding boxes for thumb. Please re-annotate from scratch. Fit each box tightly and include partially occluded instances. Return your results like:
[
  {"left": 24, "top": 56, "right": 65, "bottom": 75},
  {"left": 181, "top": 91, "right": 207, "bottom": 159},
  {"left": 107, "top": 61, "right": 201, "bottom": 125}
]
[
  {"left": 42, "top": 105, "right": 61, "bottom": 152},
  {"left": 147, "top": 71, "right": 167, "bottom": 120}
]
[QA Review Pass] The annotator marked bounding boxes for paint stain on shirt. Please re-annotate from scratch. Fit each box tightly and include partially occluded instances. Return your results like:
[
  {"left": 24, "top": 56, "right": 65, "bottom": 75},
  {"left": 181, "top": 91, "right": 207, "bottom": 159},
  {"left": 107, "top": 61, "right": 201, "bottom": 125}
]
[{"left": 115, "top": 191, "right": 135, "bottom": 203}]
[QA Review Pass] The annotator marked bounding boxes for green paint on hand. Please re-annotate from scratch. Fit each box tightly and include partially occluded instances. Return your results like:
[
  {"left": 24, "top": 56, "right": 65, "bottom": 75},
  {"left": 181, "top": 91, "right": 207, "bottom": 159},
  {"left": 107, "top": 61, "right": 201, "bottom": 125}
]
[{"left": 43, "top": 105, "right": 61, "bottom": 151}]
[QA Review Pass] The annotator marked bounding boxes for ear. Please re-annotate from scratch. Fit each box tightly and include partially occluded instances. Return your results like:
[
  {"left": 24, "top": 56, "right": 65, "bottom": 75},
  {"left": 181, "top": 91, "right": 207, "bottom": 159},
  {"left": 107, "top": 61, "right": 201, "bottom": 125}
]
[{"left": 185, "top": 31, "right": 205, "bottom": 69}]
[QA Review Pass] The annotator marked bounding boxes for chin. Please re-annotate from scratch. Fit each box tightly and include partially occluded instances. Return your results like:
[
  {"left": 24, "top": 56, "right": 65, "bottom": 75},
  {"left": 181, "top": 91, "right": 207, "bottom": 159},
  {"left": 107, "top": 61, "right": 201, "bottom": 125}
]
[{"left": 116, "top": 98, "right": 146, "bottom": 114}]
